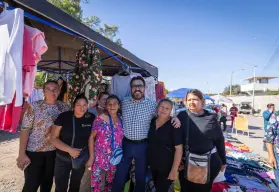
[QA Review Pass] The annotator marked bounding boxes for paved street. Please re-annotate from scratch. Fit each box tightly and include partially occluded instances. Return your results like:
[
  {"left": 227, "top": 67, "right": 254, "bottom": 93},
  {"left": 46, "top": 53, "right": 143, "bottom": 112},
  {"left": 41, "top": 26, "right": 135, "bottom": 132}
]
[{"left": 226, "top": 115, "right": 268, "bottom": 158}]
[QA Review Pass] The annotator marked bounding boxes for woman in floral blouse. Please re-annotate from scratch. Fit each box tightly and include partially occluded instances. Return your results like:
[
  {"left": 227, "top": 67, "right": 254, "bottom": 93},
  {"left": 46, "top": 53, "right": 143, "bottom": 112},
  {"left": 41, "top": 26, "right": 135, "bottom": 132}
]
[
  {"left": 264, "top": 110, "right": 279, "bottom": 186},
  {"left": 88, "top": 95, "right": 123, "bottom": 192}
]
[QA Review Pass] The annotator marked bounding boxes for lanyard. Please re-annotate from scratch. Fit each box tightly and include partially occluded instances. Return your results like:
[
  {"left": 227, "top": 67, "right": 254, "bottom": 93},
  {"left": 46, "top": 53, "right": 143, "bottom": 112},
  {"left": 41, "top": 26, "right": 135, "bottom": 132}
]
[{"left": 108, "top": 114, "right": 122, "bottom": 151}]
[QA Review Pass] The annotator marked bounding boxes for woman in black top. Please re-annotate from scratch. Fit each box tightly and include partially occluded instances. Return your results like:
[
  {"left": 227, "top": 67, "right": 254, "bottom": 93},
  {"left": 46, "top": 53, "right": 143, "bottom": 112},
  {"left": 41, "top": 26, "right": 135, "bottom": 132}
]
[
  {"left": 178, "top": 89, "right": 226, "bottom": 192},
  {"left": 147, "top": 99, "right": 183, "bottom": 192},
  {"left": 51, "top": 94, "right": 95, "bottom": 192}
]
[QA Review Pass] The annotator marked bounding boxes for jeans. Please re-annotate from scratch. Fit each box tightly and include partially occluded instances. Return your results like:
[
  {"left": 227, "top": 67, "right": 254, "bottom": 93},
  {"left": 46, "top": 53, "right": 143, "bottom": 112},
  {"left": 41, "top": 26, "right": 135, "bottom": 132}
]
[
  {"left": 112, "top": 138, "right": 148, "bottom": 192},
  {"left": 54, "top": 154, "right": 85, "bottom": 192},
  {"left": 22, "top": 151, "right": 56, "bottom": 192}
]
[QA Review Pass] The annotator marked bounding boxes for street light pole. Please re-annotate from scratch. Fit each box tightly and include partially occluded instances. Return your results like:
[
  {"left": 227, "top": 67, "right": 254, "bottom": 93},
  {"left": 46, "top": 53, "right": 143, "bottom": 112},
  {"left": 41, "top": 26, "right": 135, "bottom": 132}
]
[
  {"left": 230, "top": 69, "right": 244, "bottom": 95},
  {"left": 252, "top": 65, "right": 258, "bottom": 113}
]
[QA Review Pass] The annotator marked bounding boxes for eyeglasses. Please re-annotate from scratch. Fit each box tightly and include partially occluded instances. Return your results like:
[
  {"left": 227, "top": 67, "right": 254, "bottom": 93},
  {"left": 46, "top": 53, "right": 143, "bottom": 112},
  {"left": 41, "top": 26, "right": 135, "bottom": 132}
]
[
  {"left": 44, "top": 88, "right": 59, "bottom": 93},
  {"left": 131, "top": 84, "right": 144, "bottom": 89}
]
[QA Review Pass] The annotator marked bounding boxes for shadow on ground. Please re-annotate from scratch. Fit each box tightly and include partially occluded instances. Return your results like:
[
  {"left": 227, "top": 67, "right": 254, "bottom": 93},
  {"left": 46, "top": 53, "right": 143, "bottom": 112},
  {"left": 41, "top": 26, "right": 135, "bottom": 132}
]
[{"left": 0, "top": 130, "right": 20, "bottom": 143}]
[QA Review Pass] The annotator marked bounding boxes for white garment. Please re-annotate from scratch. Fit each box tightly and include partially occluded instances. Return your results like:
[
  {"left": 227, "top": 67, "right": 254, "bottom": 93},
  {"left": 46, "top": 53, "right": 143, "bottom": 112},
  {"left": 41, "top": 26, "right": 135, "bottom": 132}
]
[
  {"left": 110, "top": 72, "right": 142, "bottom": 100},
  {"left": 144, "top": 77, "right": 156, "bottom": 101},
  {"left": 0, "top": 9, "right": 24, "bottom": 106},
  {"left": 26, "top": 89, "right": 44, "bottom": 103}
]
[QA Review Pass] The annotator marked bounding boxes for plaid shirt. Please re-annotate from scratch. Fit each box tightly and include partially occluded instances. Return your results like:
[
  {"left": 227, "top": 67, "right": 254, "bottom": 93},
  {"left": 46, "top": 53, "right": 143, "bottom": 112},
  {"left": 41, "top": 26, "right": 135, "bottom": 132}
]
[{"left": 122, "top": 97, "right": 157, "bottom": 140}]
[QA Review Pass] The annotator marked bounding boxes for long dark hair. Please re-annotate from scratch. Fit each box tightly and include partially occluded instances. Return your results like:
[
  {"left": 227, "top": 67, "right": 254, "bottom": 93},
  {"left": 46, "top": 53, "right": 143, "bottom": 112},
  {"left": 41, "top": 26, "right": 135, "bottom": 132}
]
[{"left": 57, "top": 78, "right": 67, "bottom": 101}]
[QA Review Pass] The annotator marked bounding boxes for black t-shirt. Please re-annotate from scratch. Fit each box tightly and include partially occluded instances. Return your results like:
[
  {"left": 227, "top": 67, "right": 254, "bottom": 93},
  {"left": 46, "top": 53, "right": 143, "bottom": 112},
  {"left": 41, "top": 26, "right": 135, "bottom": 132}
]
[
  {"left": 147, "top": 118, "right": 183, "bottom": 172},
  {"left": 54, "top": 111, "right": 95, "bottom": 157},
  {"left": 177, "top": 110, "right": 226, "bottom": 165}
]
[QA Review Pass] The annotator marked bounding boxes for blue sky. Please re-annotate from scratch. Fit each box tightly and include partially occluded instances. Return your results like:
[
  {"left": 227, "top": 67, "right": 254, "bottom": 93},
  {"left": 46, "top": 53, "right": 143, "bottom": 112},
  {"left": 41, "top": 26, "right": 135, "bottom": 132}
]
[{"left": 82, "top": 0, "right": 279, "bottom": 93}]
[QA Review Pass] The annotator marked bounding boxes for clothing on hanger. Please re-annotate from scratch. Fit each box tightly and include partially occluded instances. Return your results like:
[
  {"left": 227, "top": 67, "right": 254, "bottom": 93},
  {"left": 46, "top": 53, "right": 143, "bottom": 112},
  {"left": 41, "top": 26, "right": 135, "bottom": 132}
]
[
  {"left": 110, "top": 72, "right": 142, "bottom": 100},
  {"left": 0, "top": 8, "right": 24, "bottom": 106},
  {"left": 22, "top": 25, "right": 48, "bottom": 97},
  {"left": 155, "top": 81, "right": 166, "bottom": 102},
  {"left": 144, "top": 77, "right": 156, "bottom": 101}
]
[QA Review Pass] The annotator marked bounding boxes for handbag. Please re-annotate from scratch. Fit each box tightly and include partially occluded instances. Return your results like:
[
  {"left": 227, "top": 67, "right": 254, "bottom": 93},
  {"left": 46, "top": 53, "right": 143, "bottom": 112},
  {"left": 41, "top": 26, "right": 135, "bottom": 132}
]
[
  {"left": 184, "top": 110, "right": 212, "bottom": 184},
  {"left": 71, "top": 115, "right": 89, "bottom": 170},
  {"left": 108, "top": 114, "right": 123, "bottom": 166}
]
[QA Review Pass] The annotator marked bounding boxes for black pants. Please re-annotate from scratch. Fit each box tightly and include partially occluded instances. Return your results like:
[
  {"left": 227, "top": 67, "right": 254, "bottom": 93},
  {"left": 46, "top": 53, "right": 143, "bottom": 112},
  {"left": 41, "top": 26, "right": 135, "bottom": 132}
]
[
  {"left": 54, "top": 154, "right": 85, "bottom": 192},
  {"left": 219, "top": 116, "right": 227, "bottom": 131},
  {"left": 179, "top": 153, "right": 222, "bottom": 192},
  {"left": 22, "top": 151, "right": 56, "bottom": 192},
  {"left": 151, "top": 169, "right": 173, "bottom": 192}
]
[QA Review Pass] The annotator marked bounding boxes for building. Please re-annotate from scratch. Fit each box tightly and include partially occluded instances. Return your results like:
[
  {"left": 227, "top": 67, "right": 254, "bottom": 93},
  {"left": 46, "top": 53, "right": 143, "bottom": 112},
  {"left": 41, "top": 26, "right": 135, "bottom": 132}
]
[{"left": 240, "top": 76, "right": 279, "bottom": 95}]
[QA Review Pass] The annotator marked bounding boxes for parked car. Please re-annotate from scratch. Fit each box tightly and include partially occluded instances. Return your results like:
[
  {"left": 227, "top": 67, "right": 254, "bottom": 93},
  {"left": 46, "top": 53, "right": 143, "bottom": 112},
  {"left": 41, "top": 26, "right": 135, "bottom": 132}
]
[{"left": 238, "top": 102, "right": 253, "bottom": 114}]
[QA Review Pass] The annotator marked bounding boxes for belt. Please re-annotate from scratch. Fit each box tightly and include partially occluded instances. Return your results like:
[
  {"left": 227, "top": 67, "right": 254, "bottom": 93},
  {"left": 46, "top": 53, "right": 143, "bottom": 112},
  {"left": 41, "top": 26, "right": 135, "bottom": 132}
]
[{"left": 124, "top": 137, "right": 148, "bottom": 144}]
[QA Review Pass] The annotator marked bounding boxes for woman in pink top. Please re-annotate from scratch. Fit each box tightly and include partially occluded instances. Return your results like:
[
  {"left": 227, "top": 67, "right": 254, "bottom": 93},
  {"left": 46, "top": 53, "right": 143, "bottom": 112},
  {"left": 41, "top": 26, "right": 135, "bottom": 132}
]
[{"left": 88, "top": 95, "right": 123, "bottom": 192}]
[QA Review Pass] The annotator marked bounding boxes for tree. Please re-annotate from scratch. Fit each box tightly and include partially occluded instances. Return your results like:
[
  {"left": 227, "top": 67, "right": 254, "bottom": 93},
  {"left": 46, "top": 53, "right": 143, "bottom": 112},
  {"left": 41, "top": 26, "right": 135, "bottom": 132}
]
[
  {"left": 34, "top": 0, "right": 123, "bottom": 87},
  {"left": 223, "top": 84, "right": 241, "bottom": 95},
  {"left": 34, "top": 72, "right": 55, "bottom": 87},
  {"left": 48, "top": 0, "right": 122, "bottom": 46}
]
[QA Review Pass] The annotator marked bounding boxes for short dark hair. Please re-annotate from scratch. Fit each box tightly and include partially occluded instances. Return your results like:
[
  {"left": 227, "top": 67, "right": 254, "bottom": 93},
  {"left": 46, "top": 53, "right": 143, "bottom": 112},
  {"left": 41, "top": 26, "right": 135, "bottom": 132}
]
[
  {"left": 158, "top": 99, "right": 174, "bottom": 109},
  {"left": 43, "top": 80, "right": 59, "bottom": 90},
  {"left": 130, "top": 76, "right": 146, "bottom": 88},
  {"left": 185, "top": 89, "right": 204, "bottom": 101},
  {"left": 98, "top": 92, "right": 110, "bottom": 100},
  {"left": 267, "top": 103, "right": 274, "bottom": 108},
  {"left": 73, "top": 93, "right": 88, "bottom": 107}
]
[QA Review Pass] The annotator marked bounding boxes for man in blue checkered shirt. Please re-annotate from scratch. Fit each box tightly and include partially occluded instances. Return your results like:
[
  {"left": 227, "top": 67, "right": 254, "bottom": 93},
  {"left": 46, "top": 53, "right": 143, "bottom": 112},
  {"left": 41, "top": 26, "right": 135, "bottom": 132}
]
[{"left": 112, "top": 76, "right": 181, "bottom": 192}]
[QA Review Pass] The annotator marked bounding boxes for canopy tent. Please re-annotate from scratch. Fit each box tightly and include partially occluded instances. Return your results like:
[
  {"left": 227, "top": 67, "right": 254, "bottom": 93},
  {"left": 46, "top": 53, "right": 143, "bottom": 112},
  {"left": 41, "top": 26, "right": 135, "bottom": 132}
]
[
  {"left": 4, "top": 0, "right": 158, "bottom": 78},
  {"left": 212, "top": 94, "right": 233, "bottom": 104},
  {"left": 167, "top": 88, "right": 215, "bottom": 102}
]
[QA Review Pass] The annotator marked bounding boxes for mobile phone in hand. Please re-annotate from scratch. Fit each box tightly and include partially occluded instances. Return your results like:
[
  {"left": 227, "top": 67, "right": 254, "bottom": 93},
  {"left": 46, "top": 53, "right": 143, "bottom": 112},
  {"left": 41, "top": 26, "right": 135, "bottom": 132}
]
[{"left": 23, "top": 161, "right": 30, "bottom": 171}]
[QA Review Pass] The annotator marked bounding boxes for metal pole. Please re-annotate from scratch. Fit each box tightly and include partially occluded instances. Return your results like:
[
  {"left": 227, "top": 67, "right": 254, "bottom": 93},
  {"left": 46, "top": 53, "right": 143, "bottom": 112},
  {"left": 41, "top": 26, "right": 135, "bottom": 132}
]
[
  {"left": 252, "top": 65, "right": 257, "bottom": 113},
  {"left": 230, "top": 72, "right": 233, "bottom": 95}
]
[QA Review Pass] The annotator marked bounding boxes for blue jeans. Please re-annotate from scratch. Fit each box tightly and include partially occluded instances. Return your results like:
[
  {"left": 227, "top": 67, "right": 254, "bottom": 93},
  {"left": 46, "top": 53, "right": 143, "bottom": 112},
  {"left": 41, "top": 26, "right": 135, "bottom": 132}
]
[{"left": 112, "top": 138, "right": 148, "bottom": 192}]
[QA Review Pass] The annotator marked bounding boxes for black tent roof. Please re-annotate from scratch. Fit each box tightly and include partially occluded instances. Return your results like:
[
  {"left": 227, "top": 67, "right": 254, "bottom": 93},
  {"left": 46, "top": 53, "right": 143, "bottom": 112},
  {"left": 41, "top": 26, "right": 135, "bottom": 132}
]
[{"left": 8, "top": 0, "right": 158, "bottom": 78}]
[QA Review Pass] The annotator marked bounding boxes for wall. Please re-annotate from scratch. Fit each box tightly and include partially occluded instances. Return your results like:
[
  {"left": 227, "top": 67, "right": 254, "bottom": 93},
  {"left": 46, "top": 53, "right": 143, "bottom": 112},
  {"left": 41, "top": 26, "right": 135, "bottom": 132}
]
[{"left": 241, "top": 83, "right": 279, "bottom": 92}]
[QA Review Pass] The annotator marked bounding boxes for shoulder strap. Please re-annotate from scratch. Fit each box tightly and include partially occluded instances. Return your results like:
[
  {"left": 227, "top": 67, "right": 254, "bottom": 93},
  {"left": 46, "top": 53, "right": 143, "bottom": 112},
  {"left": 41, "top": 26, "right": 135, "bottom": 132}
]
[
  {"left": 185, "top": 110, "right": 190, "bottom": 152},
  {"left": 108, "top": 114, "right": 115, "bottom": 151},
  {"left": 71, "top": 115, "right": 76, "bottom": 147}
]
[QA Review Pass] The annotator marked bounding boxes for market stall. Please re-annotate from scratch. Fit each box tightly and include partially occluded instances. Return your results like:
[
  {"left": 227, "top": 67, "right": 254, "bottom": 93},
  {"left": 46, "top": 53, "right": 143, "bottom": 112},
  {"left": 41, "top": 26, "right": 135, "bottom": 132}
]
[{"left": 0, "top": 0, "right": 164, "bottom": 133}]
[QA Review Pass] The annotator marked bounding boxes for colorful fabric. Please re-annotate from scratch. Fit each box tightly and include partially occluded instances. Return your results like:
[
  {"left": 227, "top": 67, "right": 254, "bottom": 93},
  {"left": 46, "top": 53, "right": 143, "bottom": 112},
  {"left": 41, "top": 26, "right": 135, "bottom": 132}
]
[
  {"left": 21, "top": 100, "right": 69, "bottom": 152},
  {"left": 264, "top": 112, "right": 279, "bottom": 153},
  {"left": 92, "top": 115, "right": 123, "bottom": 171},
  {"left": 0, "top": 94, "right": 21, "bottom": 133},
  {"left": 91, "top": 166, "right": 115, "bottom": 192},
  {"left": 69, "top": 41, "right": 102, "bottom": 104},
  {"left": 155, "top": 83, "right": 164, "bottom": 102}
]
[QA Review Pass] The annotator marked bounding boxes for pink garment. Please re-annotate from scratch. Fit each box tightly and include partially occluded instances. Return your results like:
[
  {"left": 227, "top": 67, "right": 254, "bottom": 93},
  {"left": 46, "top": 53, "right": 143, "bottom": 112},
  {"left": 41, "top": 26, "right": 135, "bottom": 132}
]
[
  {"left": 257, "top": 171, "right": 275, "bottom": 180},
  {"left": 22, "top": 25, "right": 48, "bottom": 97},
  {"left": 0, "top": 95, "right": 21, "bottom": 133},
  {"left": 92, "top": 115, "right": 123, "bottom": 171},
  {"left": 155, "top": 83, "right": 164, "bottom": 102}
]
